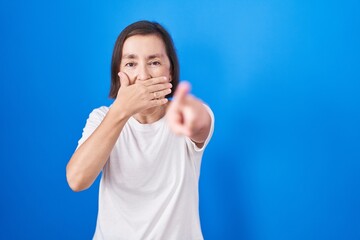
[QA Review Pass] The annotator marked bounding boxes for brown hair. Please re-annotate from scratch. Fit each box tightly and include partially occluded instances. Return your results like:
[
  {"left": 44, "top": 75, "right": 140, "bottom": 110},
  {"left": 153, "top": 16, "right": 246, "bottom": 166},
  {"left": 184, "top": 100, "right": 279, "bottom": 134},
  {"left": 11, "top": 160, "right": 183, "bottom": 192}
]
[{"left": 109, "top": 20, "right": 179, "bottom": 99}]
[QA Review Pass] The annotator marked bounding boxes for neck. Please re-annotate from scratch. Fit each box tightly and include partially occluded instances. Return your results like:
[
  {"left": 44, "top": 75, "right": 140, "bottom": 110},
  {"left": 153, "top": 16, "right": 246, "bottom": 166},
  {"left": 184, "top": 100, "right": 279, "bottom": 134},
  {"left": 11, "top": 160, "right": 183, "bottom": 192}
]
[{"left": 133, "top": 104, "right": 168, "bottom": 124}]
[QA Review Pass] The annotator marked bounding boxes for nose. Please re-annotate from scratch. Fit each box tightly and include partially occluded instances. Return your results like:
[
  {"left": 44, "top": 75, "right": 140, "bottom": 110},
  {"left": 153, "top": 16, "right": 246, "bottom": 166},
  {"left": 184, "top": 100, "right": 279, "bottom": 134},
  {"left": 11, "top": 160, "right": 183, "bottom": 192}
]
[{"left": 136, "top": 63, "right": 151, "bottom": 81}]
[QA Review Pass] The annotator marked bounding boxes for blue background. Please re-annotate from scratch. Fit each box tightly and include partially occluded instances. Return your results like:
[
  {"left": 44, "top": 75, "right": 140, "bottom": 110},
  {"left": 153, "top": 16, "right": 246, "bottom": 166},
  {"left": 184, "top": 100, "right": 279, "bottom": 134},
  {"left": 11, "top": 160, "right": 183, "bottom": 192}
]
[{"left": 1, "top": 0, "right": 359, "bottom": 239}]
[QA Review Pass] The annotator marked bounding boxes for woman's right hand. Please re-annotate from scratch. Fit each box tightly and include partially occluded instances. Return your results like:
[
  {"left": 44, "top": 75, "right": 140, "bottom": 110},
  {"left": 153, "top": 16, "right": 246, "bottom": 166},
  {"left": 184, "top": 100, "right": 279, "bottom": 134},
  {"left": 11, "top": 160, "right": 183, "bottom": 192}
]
[{"left": 112, "top": 72, "right": 172, "bottom": 117}]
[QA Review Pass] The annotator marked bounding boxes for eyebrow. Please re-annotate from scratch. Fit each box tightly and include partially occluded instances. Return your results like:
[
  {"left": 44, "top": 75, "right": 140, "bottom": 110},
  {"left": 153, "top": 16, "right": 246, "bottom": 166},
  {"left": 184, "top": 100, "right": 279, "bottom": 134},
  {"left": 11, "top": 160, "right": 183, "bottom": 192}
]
[{"left": 122, "top": 53, "right": 164, "bottom": 60}]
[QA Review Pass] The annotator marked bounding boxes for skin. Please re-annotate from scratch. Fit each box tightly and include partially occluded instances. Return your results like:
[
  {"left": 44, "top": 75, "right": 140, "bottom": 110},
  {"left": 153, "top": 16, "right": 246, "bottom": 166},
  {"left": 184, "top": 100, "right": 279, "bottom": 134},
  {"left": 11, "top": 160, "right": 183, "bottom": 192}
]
[{"left": 66, "top": 34, "right": 212, "bottom": 192}]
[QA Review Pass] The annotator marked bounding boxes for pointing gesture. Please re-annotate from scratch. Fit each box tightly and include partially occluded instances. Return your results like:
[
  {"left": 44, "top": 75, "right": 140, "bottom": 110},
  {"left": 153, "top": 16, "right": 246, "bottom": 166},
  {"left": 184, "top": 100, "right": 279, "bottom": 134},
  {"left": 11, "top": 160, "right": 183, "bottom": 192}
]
[{"left": 167, "top": 82, "right": 212, "bottom": 146}]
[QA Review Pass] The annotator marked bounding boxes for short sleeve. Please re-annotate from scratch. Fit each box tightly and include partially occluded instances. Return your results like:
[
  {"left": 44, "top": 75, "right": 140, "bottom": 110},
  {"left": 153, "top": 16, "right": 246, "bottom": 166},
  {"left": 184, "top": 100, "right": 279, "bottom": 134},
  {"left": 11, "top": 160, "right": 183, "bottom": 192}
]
[
  {"left": 185, "top": 104, "right": 215, "bottom": 153},
  {"left": 76, "top": 106, "right": 109, "bottom": 149}
]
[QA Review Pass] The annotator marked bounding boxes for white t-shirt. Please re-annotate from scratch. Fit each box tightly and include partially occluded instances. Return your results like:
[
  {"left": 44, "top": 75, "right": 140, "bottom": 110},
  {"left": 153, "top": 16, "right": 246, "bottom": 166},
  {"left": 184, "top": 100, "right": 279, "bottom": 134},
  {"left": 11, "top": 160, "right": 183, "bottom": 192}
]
[{"left": 77, "top": 105, "right": 214, "bottom": 240}]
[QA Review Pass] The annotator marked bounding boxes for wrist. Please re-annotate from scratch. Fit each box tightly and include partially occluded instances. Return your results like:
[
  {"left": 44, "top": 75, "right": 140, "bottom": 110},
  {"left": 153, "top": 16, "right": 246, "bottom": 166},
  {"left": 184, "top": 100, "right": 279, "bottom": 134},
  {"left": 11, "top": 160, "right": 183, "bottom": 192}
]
[{"left": 108, "top": 105, "right": 131, "bottom": 124}]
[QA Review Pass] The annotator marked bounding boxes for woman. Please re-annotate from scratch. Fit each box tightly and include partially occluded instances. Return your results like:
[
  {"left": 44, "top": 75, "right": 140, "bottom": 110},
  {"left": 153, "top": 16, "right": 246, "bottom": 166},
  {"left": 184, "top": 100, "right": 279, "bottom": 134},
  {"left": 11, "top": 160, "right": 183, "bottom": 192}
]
[{"left": 66, "top": 20, "right": 214, "bottom": 240}]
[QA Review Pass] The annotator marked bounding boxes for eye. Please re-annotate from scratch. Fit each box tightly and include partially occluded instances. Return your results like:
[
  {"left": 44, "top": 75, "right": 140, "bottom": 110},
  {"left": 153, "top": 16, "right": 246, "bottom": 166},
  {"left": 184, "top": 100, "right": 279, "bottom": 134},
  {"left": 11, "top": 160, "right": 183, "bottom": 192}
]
[
  {"left": 150, "top": 61, "right": 161, "bottom": 66},
  {"left": 125, "top": 62, "right": 136, "bottom": 67}
]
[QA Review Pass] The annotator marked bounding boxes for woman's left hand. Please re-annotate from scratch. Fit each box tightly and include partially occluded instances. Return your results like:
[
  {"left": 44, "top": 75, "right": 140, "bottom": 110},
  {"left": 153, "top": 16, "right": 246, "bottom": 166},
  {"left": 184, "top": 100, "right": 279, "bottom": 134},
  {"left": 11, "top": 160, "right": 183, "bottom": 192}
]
[{"left": 166, "top": 82, "right": 211, "bottom": 146}]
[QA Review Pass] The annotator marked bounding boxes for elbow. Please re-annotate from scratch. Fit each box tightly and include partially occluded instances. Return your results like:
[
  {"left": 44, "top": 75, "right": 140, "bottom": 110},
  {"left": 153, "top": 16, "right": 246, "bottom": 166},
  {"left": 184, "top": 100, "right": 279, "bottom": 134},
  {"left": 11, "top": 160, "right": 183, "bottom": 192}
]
[
  {"left": 67, "top": 180, "right": 85, "bottom": 192},
  {"left": 66, "top": 165, "right": 89, "bottom": 192}
]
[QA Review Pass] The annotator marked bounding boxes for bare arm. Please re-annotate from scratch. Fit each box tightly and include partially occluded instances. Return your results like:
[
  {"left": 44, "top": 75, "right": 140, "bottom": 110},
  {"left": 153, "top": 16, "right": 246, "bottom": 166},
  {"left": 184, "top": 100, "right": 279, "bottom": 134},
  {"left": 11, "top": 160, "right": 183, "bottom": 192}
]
[
  {"left": 66, "top": 109, "right": 128, "bottom": 192},
  {"left": 66, "top": 73, "right": 171, "bottom": 191},
  {"left": 167, "top": 82, "right": 212, "bottom": 148}
]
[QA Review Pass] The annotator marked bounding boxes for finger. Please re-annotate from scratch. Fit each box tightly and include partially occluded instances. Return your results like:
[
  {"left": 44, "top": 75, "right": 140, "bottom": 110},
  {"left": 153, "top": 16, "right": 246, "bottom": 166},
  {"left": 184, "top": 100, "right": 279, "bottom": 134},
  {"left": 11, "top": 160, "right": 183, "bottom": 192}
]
[
  {"left": 168, "top": 112, "right": 192, "bottom": 136},
  {"left": 173, "top": 81, "right": 191, "bottom": 105},
  {"left": 152, "top": 88, "right": 172, "bottom": 99},
  {"left": 148, "top": 98, "right": 168, "bottom": 107},
  {"left": 172, "top": 124, "right": 192, "bottom": 136},
  {"left": 147, "top": 83, "right": 172, "bottom": 93},
  {"left": 142, "top": 76, "right": 170, "bottom": 87},
  {"left": 118, "top": 72, "right": 130, "bottom": 87}
]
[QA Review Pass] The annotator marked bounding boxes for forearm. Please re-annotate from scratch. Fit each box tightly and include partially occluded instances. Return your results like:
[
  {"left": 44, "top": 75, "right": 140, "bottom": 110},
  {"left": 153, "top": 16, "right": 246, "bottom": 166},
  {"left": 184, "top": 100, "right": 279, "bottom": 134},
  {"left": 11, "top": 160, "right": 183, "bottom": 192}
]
[
  {"left": 66, "top": 108, "right": 129, "bottom": 191},
  {"left": 189, "top": 104, "right": 212, "bottom": 147}
]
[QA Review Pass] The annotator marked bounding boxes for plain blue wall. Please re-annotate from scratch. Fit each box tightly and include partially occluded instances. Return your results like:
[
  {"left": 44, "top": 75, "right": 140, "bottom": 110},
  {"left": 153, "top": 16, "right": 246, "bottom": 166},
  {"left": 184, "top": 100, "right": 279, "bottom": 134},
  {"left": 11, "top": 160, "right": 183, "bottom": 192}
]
[{"left": 1, "top": 0, "right": 359, "bottom": 239}]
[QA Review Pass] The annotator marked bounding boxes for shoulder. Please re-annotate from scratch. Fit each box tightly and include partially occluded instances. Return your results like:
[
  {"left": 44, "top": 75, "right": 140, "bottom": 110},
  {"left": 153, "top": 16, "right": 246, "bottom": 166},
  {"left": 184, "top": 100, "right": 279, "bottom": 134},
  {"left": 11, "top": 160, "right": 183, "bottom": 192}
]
[
  {"left": 88, "top": 106, "right": 110, "bottom": 120},
  {"left": 83, "top": 106, "right": 110, "bottom": 127},
  {"left": 76, "top": 106, "right": 110, "bottom": 149}
]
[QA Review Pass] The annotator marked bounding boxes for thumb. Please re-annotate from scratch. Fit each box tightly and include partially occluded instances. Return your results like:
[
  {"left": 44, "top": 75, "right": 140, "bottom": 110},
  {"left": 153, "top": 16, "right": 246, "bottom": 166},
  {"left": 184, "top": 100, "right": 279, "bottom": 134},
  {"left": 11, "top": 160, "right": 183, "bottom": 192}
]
[
  {"left": 118, "top": 72, "right": 130, "bottom": 87},
  {"left": 173, "top": 81, "right": 191, "bottom": 105}
]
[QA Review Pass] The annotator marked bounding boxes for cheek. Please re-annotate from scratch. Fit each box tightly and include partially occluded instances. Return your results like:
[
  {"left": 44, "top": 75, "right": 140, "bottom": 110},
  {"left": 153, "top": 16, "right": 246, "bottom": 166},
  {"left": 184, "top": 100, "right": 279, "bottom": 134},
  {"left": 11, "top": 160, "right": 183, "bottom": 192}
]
[
  {"left": 153, "top": 68, "right": 170, "bottom": 76},
  {"left": 151, "top": 65, "right": 171, "bottom": 78}
]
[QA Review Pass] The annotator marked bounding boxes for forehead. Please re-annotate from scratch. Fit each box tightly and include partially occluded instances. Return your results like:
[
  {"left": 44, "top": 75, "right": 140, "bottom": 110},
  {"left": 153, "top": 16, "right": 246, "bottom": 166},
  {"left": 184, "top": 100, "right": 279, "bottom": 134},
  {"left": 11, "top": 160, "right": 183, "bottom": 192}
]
[{"left": 122, "top": 34, "right": 167, "bottom": 56}]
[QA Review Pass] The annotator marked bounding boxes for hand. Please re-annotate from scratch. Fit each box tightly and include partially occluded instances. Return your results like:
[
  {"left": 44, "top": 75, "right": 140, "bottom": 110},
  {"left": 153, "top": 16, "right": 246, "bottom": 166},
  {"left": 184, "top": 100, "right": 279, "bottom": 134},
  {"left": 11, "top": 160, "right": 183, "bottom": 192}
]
[
  {"left": 113, "top": 72, "right": 172, "bottom": 117},
  {"left": 167, "top": 82, "right": 209, "bottom": 141}
]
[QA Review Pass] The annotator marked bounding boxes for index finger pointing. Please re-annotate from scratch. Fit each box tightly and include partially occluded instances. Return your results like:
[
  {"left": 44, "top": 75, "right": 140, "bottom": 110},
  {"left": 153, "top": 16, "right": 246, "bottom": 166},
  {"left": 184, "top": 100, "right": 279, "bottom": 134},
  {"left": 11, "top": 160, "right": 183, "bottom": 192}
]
[{"left": 173, "top": 81, "right": 191, "bottom": 104}]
